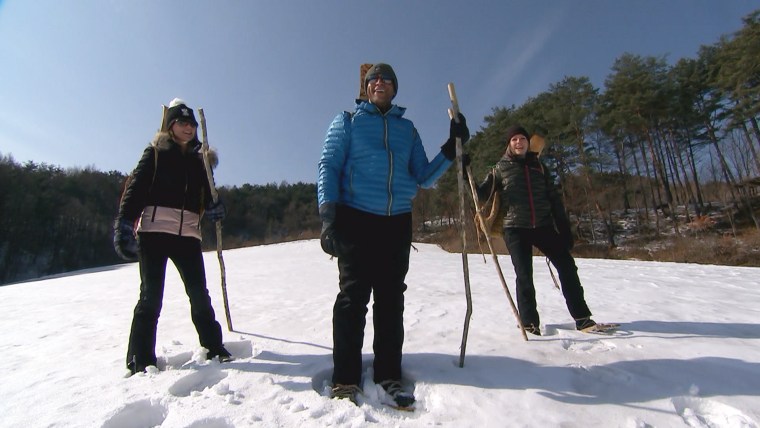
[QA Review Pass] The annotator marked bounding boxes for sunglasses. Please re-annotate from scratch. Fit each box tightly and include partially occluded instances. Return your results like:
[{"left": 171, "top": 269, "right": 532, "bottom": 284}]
[
  {"left": 175, "top": 119, "right": 197, "bottom": 128},
  {"left": 366, "top": 74, "right": 394, "bottom": 85}
]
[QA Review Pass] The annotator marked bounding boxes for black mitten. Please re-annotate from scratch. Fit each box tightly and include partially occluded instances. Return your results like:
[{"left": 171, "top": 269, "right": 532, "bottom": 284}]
[
  {"left": 441, "top": 113, "right": 470, "bottom": 160},
  {"left": 449, "top": 112, "right": 470, "bottom": 143},
  {"left": 205, "top": 199, "right": 227, "bottom": 222},
  {"left": 114, "top": 218, "right": 139, "bottom": 261},
  {"left": 319, "top": 203, "right": 341, "bottom": 257}
]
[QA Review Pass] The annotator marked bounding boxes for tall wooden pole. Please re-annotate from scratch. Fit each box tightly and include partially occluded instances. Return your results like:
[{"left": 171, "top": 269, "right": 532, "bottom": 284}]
[{"left": 198, "top": 108, "right": 233, "bottom": 332}]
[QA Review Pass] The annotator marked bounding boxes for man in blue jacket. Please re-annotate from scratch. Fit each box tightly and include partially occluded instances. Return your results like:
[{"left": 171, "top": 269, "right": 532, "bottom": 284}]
[{"left": 317, "top": 63, "right": 469, "bottom": 407}]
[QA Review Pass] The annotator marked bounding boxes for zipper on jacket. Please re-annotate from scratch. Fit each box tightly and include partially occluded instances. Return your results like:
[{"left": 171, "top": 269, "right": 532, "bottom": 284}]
[
  {"left": 384, "top": 114, "right": 393, "bottom": 215},
  {"left": 348, "top": 166, "right": 354, "bottom": 201},
  {"left": 179, "top": 165, "right": 188, "bottom": 236},
  {"left": 524, "top": 165, "right": 536, "bottom": 227}
]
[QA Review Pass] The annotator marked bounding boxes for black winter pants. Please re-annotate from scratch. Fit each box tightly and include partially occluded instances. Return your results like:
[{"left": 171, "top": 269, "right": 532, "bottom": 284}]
[
  {"left": 332, "top": 206, "right": 412, "bottom": 386},
  {"left": 126, "top": 232, "right": 224, "bottom": 369},
  {"left": 504, "top": 225, "right": 592, "bottom": 327}
]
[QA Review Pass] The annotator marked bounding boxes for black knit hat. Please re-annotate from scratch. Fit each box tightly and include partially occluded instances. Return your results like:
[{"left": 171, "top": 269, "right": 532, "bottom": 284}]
[
  {"left": 164, "top": 102, "right": 198, "bottom": 130},
  {"left": 364, "top": 63, "right": 398, "bottom": 96},
  {"left": 506, "top": 125, "right": 530, "bottom": 142}
]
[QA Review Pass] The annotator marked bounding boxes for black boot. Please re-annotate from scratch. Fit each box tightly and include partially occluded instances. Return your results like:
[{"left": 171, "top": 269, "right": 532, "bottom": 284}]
[
  {"left": 127, "top": 356, "right": 149, "bottom": 376},
  {"left": 207, "top": 347, "right": 234, "bottom": 362}
]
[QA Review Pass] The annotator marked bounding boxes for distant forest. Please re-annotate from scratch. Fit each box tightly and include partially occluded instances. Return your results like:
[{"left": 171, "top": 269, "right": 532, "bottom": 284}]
[
  {"left": 1, "top": 10, "right": 758, "bottom": 284},
  {"left": 0, "top": 156, "right": 322, "bottom": 285}
]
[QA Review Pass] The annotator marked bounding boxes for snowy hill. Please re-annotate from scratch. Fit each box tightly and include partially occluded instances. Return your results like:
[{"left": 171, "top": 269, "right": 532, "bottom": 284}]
[{"left": 1, "top": 240, "right": 758, "bottom": 427}]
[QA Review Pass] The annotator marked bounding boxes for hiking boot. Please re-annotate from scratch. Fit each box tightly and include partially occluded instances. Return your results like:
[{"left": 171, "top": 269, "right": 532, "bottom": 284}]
[
  {"left": 127, "top": 356, "right": 152, "bottom": 376},
  {"left": 378, "top": 380, "right": 415, "bottom": 408},
  {"left": 524, "top": 323, "right": 541, "bottom": 336},
  {"left": 330, "top": 384, "right": 361, "bottom": 404},
  {"left": 208, "top": 347, "right": 234, "bottom": 363},
  {"left": 127, "top": 363, "right": 147, "bottom": 376},
  {"left": 575, "top": 317, "right": 597, "bottom": 331}
]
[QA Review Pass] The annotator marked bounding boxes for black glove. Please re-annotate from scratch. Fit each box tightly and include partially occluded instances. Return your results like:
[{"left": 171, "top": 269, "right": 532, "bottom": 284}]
[
  {"left": 441, "top": 113, "right": 470, "bottom": 160},
  {"left": 205, "top": 199, "right": 226, "bottom": 222},
  {"left": 450, "top": 112, "right": 470, "bottom": 143},
  {"left": 114, "top": 218, "right": 139, "bottom": 261},
  {"left": 319, "top": 203, "right": 341, "bottom": 258}
]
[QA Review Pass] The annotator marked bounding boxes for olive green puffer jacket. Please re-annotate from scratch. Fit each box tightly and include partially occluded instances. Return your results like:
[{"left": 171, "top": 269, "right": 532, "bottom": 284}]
[{"left": 477, "top": 152, "right": 569, "bottom": 231}]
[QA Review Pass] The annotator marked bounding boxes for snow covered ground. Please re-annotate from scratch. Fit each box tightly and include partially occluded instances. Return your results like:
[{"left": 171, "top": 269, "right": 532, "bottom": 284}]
[{"left": 1, "top": 240, "right": 758, "bottom": 427}]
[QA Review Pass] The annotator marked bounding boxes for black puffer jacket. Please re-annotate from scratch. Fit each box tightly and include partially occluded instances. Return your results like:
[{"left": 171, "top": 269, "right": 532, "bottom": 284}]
[
  {"left": 119, "top": 134, "right": 213, "bottom": 238},
  {"left": 478, "top": 151, "right": 569, "bottom": 230}
]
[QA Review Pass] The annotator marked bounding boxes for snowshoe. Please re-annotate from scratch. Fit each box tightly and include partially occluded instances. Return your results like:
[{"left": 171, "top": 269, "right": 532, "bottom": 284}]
[
  {"left": 379, "top": 380, "right": 416, "bottom": 410},
  {"left": 524, "top": 323, "right": 541, "bottom": 336},
  {"left": 330, "top": 384, "right": 361, "bottom": 405},
  {"left": 575, "top": 317, "right": 597, "bottom": 331},
  {"left": 581, "top": 322, "right": 621, "bottom": 334}
]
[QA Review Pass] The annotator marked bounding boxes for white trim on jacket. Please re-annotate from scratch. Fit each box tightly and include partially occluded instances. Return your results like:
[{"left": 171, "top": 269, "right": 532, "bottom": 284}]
[{"left": 137, "top": 205, "right": 202, "bottom": 240}]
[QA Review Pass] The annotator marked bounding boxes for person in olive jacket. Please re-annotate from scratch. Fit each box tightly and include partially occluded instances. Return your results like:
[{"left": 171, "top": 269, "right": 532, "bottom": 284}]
[
  {"left": 114, "top": 98, "right": 231, "bottom": 375},
  {"left": 476, "top": 125, "right": 596, "bottom": 336}
]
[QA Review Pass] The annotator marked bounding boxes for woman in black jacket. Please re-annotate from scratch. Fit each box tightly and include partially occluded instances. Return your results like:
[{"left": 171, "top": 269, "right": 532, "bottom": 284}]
[
  {"left": 476, "top": 125, "right": 596, "bottom": 336},
  {"left": 114, "top": 99, "right": 231, "bottom": 375}
]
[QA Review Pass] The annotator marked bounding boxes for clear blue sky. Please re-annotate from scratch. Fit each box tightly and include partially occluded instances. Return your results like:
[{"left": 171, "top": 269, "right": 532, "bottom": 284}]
[{"left": 1, "top": 0, "right": 756, "bottom": 187}]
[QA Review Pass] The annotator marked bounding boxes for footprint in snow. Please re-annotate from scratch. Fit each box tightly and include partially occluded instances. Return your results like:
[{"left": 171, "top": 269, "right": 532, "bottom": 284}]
[
  {"left": 168, "top": 366, "right": 229, "bottom": 397},
  {"left": 185, "top": 417, "right": 235, "bottom": 428},
  {"left": 101, "top": 398, "right": 168, "bottom": 428},
  {"left": 560, "top": 338, "right": 616, "bottom": 354},
  {"left": 158, "top": 339, "right": 253, "bottom": 371},
  {"left": 161, "top": 350, "right": 194, "bottom": 370},
  {"left": 671, "top": 396, "right": 758, "bottom": 428},
  {"left": 543, "top": 324, "right": 617, "bottom": 354}
]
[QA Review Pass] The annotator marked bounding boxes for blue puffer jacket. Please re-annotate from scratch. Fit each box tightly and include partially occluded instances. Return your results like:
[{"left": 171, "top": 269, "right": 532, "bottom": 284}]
[{"left": 318, "top": 101, "right": 452, "bottom": 216}]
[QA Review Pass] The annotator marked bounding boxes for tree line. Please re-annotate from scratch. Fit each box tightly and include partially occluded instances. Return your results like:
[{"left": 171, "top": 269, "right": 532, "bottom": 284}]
[
  {"left": 430, "top": 10, "right": 760, "bottom": 247},
  {"left": 2, "top": 9, "right": 757, "bottom": 284},
  {"left": 0, "top": 155, "right": 321, "bottom": 285}
]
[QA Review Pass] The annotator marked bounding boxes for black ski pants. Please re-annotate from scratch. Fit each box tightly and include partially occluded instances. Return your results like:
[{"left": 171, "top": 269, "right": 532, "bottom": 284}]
[
  {"left": 331, "top": 205, "right": 412, "bottom": 386},
  {"left": 126, "top": 232, "right": 224, "bottom": 369},
  {"left": 504, "top": 225, "right": 592, "bottom": 327}
]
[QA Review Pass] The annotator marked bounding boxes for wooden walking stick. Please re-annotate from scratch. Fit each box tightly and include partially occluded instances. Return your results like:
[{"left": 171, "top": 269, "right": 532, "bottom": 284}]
[
  {"left": 462, "top": 161, "right": 528, "bottom": 341},
  {"left": 447, "top": 83, "right": 473, "bottom": 368},
  {"left": 160, "top": 105, "right": 168, "bottom": 131},
  {"left": 447, "top": 84, "right": 527, "bottom": 342},
  {"left": 198, "top": 108, "right": 233, "bottom": 332},
  {"left": 545, "top": 257, "right": 562, "bottom": 290}
]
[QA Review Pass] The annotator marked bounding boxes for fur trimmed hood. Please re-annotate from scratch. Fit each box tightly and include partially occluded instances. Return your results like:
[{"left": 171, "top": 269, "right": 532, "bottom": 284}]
[{"left": 151, "top": 131, "right": 218, "bottom": 169}]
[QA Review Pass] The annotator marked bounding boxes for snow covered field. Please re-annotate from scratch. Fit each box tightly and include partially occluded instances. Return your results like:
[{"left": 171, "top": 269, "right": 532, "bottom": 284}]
[{"left": 1, "top": 240, "right": 758, "bottom": 427}]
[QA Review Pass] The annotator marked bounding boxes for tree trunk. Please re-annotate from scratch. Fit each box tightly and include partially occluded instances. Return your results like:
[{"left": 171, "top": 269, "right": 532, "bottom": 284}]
[{"left": 740, "top": 122, "right": 760, "bottom": 176}]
